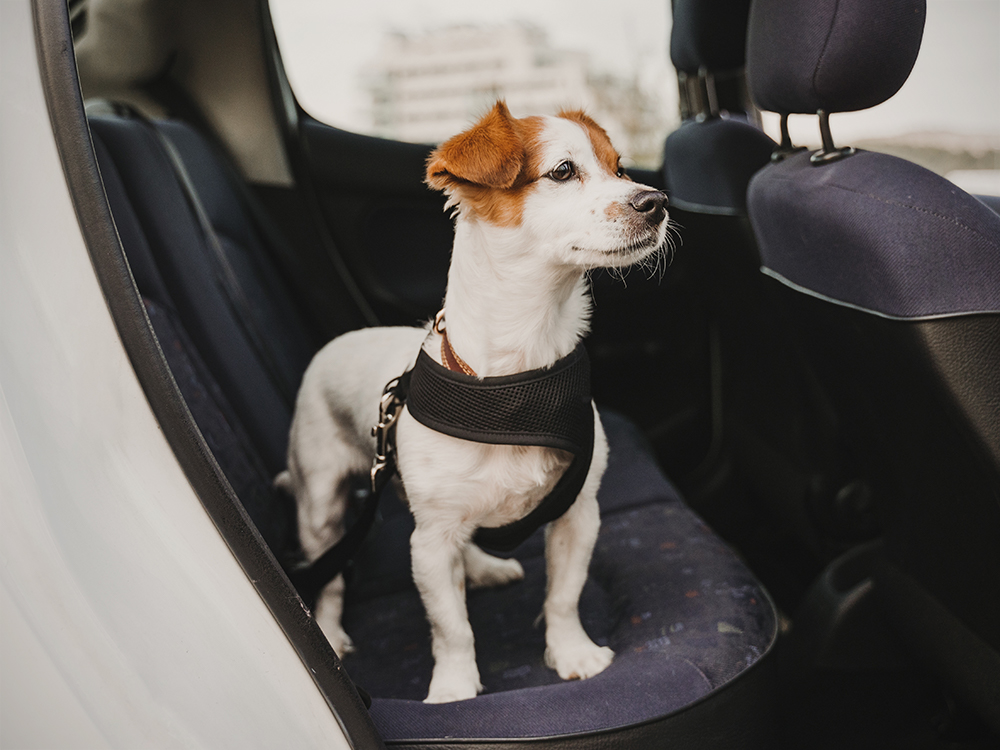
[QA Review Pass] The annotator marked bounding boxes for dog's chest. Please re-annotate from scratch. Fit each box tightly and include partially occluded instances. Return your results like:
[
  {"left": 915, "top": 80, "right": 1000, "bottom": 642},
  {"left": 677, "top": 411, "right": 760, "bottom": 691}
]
[
  {"left": 466, "top": 443, "right": 572, "bottom": 527},
  {"left": 397, "top": 416, "right": 572, "bottom": 528}
]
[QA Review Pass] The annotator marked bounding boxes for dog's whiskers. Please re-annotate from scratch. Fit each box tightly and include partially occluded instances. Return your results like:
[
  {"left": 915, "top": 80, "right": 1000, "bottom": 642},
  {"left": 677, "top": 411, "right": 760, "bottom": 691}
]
[{"left": 649, "top": 220, "right": 683, "bottom": 281}]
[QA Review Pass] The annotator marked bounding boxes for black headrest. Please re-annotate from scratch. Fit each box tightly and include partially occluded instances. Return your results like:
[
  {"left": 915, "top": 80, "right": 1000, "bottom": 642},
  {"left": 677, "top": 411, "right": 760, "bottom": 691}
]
[
  {"left": 670, "top": 0, "right": 753, "bottom": 73},
  {"left": 746, "top": 0, "right": 926, "bottom": 114}
]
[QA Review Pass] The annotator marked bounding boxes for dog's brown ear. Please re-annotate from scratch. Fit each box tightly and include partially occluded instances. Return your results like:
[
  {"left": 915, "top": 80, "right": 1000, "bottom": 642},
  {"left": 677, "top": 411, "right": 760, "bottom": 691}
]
[{"left": 426, "top": 101, "right": 525, "bottom": 191}]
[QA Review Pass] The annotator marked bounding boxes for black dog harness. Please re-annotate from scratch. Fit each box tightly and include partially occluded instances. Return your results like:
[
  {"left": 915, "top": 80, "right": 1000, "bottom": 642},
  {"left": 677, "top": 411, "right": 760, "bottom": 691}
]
[{"left": 290, "top": 332, "right": 594, "bottom": 607}]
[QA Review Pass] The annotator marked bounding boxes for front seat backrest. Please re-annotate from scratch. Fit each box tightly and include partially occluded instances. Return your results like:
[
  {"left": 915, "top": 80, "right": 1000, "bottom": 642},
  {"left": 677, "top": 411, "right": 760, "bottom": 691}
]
[
  {"left": 745, "top": 0, "right": 1000, "bottom": 733},
  {"left": 663, "top": 0, "right": 774, "bottom": 215}
]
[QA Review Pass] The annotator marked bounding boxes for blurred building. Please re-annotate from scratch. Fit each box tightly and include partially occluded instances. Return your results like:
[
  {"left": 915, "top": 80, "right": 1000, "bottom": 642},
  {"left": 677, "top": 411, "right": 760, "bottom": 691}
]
[{"left": 366, "top": 23, "right": 667, "bottom": 166}]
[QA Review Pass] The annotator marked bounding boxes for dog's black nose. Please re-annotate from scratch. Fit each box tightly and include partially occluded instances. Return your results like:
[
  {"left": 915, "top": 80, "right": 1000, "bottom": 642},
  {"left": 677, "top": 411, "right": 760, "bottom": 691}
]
[{"left": 629, "top": 190, "right": 668, "bottom": 222}]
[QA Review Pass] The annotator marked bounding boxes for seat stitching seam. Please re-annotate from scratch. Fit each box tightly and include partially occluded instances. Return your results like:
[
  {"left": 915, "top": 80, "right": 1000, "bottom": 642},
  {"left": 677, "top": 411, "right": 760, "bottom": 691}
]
[
  {"left": 812, "top": 0, "right": 841, "bottom": 104},
  {"left": 758, "top": 172, "right": 1000, "bottom": 252}
]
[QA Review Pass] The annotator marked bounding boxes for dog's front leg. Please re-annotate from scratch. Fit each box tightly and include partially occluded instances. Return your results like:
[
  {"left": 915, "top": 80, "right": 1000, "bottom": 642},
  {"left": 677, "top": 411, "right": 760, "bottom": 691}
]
[
  {"left": 542, "top": 419, "right": 614, "bottom": 681},
  {"left": 411, "top": 524, "right": 483, "bottom": 703},
  {"left": 542, "top": 489, "right": 613, "bottom": 680}
]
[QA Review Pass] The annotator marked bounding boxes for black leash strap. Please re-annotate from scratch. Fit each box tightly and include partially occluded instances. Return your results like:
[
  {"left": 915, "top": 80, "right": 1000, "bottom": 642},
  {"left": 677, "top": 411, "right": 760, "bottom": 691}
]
[
  {"left": 289, "top": 372, "right": 412, "bottom": 608},
  {"left": 407, "top": 342, "right": 593, "bottom": 552}
]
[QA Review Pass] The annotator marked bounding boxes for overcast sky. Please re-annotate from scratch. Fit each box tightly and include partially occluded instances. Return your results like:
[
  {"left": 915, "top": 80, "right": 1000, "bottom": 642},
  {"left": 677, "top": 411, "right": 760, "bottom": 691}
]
[{"left": 271, "top": 0, "right": 999, "bottom": 145}]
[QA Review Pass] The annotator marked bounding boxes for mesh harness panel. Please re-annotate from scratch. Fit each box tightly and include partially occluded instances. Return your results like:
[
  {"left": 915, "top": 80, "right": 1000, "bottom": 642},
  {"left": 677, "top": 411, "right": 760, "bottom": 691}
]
[{"left": 407, "top": 343, "right": 594, "bottom": 551}]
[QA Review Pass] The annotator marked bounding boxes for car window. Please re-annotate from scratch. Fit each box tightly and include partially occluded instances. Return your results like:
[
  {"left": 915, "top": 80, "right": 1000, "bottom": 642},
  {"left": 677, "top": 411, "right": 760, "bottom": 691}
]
[
  {"left": 271, "top": 0, "right": 997, "bottom": 193},
  {"left": 269, "top": 0, "right": 678, "bottom": 168},
  {"left": 761, "top": 0, "right": 999, "bottom": 194}
]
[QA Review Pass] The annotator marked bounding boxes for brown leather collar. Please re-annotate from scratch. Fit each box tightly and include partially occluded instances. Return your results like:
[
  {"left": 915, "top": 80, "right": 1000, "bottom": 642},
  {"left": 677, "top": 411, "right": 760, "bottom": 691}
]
[{"left": 433, "top": 309, "right": 476, "bottom": 377}]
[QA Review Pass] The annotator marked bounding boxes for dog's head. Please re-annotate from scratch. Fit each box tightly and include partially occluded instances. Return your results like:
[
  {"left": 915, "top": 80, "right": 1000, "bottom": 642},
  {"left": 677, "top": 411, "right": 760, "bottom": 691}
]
[{"left": 426, "top": 101, "right": 669, "bottom": 270}]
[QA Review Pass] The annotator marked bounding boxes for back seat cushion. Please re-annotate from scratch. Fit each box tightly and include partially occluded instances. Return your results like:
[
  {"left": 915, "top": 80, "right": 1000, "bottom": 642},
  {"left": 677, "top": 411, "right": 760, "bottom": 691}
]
[
  {"left": 343, "top": 411, "right": 777, "bottom": 741},
  {"left": 749, "top": 150, "right": 1000, "bottom": 318},
  {"left": 155, "top": 121, "right": 316, "bottom": 396},
  {"left": 143, "top": 297, "right": 297, "bottom": 559}
]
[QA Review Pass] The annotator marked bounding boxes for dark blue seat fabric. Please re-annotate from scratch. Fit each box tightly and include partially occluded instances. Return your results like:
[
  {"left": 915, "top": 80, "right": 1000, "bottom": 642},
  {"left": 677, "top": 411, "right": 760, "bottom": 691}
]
[
  {"left": 663, "top": 0, "right": 774, "bottom": 215},
  {"left": 669, "top": 0, "right": 753, "bottom": 74},
  {"left": 664, "top": 117, "right": 775, "bottom": 215},
  {"left": 345, "top": 411, "right": 777, "bottom": 741},
  {"left": 89, "top": 115, "right": 300, "bottom": 559},
  {"left": 749, "top": 150, "right": 1000, "bottom": 318},
  {"left": 746, "top": 0, "right": 925, "bottom": 116},
  {"left": 89, "top": 109, "right": 780, "bottom": 745},
  {"left": 89, "top": 114, "right": 314, "bottom": 478},
  {"left": 746, "top": 0, "right": 1000, "bottom": 733},
  {"left": 976, "top": 193, "right": 1000, "bottom": 215}
]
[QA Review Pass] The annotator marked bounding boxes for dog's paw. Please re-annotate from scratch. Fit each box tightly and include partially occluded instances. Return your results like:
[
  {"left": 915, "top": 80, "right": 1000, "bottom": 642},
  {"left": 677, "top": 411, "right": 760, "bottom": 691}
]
[
  {"left": 424, "top": 664, "right": 483, "bottom": 704},
  {"left": 320, "top": 626, "right": 355, "bottom": 657},
  {"left": 329, "top": 630, "right": 356, "bottom": 657},
  {"left": 545, "top": 640, "right": 614, "bottom": 681},
  {"left": 315, "top": 612, "right": 355, "bottom": 656},
  {"left": 466, "top": 554, "right": 525, "bottom": 590}
]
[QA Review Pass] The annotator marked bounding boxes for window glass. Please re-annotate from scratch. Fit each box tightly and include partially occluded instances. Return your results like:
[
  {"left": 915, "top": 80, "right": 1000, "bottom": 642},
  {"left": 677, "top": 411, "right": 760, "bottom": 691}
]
[
  {"left": 269, "top": 0, "right": 678, "bottom": 168},
  {"left": 271, "top": 0, "right": 998, "bottom": 192},
  {"left": 761, "top": 0, "right": 999, "bottom": 194}
]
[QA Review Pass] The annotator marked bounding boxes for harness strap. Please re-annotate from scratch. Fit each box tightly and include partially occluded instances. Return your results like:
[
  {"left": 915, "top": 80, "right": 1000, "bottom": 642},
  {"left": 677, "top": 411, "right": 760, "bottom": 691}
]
[{"left": 433, "top": 309, "right": 476, "bottom": 376}]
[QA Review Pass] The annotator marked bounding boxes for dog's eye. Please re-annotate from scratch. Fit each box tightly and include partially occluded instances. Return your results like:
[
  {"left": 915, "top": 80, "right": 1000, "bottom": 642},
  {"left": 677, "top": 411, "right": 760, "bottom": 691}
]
[
  {"left": 549, "top": 161, "right": 575, "bottom": 182},
  {"left": 616, "top": 163, "right": 626, "bottom": 178}
]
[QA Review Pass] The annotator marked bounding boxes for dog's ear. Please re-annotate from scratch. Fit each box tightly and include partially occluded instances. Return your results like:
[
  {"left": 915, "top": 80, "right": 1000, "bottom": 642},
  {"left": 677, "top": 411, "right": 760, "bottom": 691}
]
[{"left": 426, "top": 101, "right": 525, "bottom": 191}]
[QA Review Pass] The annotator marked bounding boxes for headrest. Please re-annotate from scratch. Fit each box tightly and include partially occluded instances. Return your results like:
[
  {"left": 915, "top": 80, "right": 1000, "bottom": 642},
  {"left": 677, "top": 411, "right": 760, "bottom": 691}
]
[
  {"left": 663, "top": 118, "right": 775, "bottom": 215},
  {"left": 747, "top": 0, "right": 926, "bottom": 114},
  {"left": 670, "top": 0, "right": 753, "bottom": 73},
  {"left": 74, "top": 0, "right": 175, "bottom": 91}
]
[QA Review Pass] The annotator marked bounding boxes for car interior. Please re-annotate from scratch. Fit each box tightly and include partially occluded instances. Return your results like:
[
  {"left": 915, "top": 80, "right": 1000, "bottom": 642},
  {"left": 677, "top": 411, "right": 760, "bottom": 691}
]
[{"left": 45, "top": 0, "right": 1000, "bottom": 746}]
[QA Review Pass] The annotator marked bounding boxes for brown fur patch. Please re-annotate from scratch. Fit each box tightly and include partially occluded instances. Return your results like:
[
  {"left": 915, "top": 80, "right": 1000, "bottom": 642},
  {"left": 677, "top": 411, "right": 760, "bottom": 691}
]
[
  {"left": 604, "top": 202, "right": 626, "bottom": 221},
  {"left": 557, "top": 109, "right": 622, "bottom": 178},
  {"left": 426, "top": 102, "right": 546, "bottom": 227},
  {"left": 427, "top": 102, "right": 524, "bottom": 190}
]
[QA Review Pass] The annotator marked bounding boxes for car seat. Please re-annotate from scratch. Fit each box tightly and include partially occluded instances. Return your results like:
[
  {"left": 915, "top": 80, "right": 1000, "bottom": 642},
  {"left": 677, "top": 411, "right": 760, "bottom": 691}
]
[
  {"left": 663, "top": 0, "right": 774, "bottom": 215},
  {"left": 661, "top": 0, "right": 854, "bottom": 573},
  {"left": 745, "top": 0, "right": 1000, "bottom": 733},
  {"left": 88, "top": 107, "right": 780, "bottom": 747}
]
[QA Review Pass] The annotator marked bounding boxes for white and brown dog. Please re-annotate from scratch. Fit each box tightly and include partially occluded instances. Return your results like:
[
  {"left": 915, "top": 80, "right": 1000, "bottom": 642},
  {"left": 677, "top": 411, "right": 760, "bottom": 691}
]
[{"left": 280, "top": 101, "right": 669, "bottom": 703}]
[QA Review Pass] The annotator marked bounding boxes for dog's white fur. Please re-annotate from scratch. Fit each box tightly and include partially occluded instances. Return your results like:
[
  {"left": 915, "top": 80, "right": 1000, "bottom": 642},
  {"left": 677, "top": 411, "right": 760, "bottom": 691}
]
[{"left": 280, "top": 104, "right": 668, "bottom": 703}]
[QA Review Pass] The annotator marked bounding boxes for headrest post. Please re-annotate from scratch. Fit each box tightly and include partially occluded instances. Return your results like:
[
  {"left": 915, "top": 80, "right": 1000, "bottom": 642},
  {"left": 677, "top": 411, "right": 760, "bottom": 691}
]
[
  {"left": 696, "top": 67, "right": 720, "bottom": 121},
  {"left": 677, "top": 71, "right": 692, "bottom": 121},
  {"left": 810, "top": 109, "right": 856, "bottom": 165},
  {"left": 779, "top": 113, "right": 793, "bottom": 149},
  {"left": 771, "top": 113, "right": 807, "bottom": 163},
  {"left": 817, "top": 109, "right": 836, "bottom": 153}
]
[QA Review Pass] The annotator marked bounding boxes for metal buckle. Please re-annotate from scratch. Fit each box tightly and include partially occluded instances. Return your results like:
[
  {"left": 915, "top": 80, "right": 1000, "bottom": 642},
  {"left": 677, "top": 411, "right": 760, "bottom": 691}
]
[{"left": 370, "top": 377, "right": 405, "bottom": 492}]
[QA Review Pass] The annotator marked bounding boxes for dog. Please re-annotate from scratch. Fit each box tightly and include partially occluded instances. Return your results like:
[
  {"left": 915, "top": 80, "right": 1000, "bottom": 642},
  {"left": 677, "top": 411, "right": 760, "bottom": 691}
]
[{"left": 279, "top": 101, "right": 669, "bottom": 703}]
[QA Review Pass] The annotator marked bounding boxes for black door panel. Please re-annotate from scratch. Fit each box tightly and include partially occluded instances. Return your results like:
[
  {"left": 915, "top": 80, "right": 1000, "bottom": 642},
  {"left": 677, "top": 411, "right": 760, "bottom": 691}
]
[{"left": 301, "top": 117, "right": 451, "bottom": 322}]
